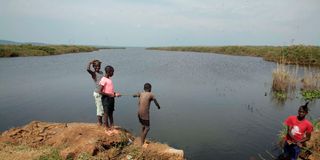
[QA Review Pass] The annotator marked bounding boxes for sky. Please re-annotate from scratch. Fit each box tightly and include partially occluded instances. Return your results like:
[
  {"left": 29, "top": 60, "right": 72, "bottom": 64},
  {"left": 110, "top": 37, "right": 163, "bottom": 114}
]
[{"left": 0, "top": 0, "right": 319, "bottom": 47}]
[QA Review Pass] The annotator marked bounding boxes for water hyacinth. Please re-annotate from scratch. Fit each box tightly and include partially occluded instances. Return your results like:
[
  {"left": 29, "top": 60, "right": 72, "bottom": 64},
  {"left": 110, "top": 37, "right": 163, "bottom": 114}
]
[{"left": 300, "top": 68, "right": 320, "bottom": 100}]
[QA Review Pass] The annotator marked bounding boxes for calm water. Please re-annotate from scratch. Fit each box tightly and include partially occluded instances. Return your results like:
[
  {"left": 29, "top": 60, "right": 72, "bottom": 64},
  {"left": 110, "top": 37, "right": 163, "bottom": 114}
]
[{"left": 0, "top": 48, "right": 319, "bottom": 159}]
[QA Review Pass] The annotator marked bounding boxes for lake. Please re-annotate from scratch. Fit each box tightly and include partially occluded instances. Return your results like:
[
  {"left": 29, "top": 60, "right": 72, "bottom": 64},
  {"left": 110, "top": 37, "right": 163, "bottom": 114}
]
[{"left": 0, "top": 48, "right": 319, "bottom": 159}]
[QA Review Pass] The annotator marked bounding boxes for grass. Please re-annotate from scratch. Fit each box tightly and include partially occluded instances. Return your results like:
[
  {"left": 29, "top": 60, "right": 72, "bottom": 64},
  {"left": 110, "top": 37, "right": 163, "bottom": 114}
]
[
  {"left": 38, "top": 148, "right": 63, "bottom": 160},
  {"left": 0, "top": 142, "right": 63, "bottom": 160},
  {"left": 300, "top": 67, "right": 320, "bottom": 101},
  {"left": 271, "top": 62, "right": 298, "bottom": 100},
  {"left": 0, "top": 141, "right": 133, "bottom": 160},
  {"left": 272, "top": 65, "right": 320, "bottom": 100},
  {"left": 0, "top": 141, "right": 179, "bottom": 160},
  {"left": 149, "top": 45, "right": 320, "bottom": 66},
  {"left": 301, "top": 68, "right": 320, "bottom": 90},
  {"left": 272, "top": 63, "right": 298, "bottom": 93},
  {"left": 76, "top": 152, "right": 92, "bottom": 160},
  {"left": 0, "top": 44, "right": 98, "bottom": 57}
]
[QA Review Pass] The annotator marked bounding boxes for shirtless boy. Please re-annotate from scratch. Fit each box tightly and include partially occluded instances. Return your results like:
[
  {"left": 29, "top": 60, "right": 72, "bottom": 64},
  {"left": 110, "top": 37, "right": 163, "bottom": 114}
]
[{"left": 133, "top": 83, "right": 160, "bottom": 146}]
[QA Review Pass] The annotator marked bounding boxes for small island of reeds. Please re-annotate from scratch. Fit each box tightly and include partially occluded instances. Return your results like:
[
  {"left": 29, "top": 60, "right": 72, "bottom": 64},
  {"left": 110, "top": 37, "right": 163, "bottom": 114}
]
[
  {"left": 0, "top": 44, "right": 99, "bottom": 57},
  {"left": 148, "top": 45, "right": 320, "bottom": 66}
]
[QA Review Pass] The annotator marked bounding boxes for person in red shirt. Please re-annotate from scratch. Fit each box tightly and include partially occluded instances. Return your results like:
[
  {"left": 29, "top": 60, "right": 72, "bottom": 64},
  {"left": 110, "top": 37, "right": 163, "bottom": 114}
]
[{"left": 283, "top": 102, "right": 313, "bottom": 160}]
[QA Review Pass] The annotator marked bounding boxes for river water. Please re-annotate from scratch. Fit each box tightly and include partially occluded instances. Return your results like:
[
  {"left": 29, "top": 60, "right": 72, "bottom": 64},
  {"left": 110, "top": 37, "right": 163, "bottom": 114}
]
[{"left": 0, "top": 48, "right": 319, "bottom": 159}]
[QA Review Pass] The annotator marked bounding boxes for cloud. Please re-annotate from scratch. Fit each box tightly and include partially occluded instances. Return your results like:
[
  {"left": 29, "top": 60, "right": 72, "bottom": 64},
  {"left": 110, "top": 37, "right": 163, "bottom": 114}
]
[{"left": 0, "top": 0, "right": 319, "bottom": 46}]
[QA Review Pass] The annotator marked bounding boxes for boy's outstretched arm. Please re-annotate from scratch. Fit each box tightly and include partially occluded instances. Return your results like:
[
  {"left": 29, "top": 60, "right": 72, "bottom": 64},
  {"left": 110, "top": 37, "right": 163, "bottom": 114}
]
[
  {"left": 153, "top": 99, "right": 160, "bottom": 109},
  {"left": 133, "top": 93, "right": 140, "bottom": 98}
]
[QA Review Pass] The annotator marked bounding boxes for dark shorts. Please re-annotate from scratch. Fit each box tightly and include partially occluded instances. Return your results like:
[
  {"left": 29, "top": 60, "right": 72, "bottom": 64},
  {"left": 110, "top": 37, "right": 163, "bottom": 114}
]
[
  {"left": 283, "top": 141, "right": 301, "bottom": 160},
  {"left": 138, "top": 115, "right": 150, "bottom": 126},
  {"left": 101, "top": 95, "right": 115, "bottom": 115}
]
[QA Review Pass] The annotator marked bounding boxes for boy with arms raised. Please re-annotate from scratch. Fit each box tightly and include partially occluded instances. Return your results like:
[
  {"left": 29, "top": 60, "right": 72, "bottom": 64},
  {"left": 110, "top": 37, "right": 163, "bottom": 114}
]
[
  {"left": 133, "top": 83, "right": 160, "bottom": 147},
  {"left": 87, "top": 60, "right": 104, "bottom": 125}
]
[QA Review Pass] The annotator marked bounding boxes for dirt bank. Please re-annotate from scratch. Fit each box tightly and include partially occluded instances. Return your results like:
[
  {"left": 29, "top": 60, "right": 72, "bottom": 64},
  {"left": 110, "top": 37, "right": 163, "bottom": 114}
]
[
  {"left": 0, "top": 121, "right": 184, "bottom": 160},
  {"left": 306, "top": 122, "right": 320, "bottom": 160}
]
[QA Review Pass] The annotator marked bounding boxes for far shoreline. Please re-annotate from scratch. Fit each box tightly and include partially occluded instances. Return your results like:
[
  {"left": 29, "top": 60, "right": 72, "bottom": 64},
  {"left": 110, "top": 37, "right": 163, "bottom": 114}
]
[
  {"left": 0, "top": 44, "right": 126, "bottom": 58},
  {"left": 3, "top": 44, "right": 319, "bottom": 67},
  {"left": 148, "top": 45, "right": 320, "bottom": 66}
]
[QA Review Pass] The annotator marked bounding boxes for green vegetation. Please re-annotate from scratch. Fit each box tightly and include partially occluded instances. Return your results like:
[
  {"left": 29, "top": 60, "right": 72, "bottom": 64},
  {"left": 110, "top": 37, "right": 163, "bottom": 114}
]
[
  {"left": 75, "top": 152, "right": 92, "bottom": 160},
  {"left": 312, "top": 119, "right": 320, "bottom": 130},
  {"left": 301, "top": 68, "right": 320, "bottom": 90},
  {"left": 149, "top": 45, "right": 320, "bottom": 66},
  {"left": 0, "top": 142, "right": 63, "bottom": 160},
  {"left": 0, "top": 44, "right": 98, "bottom": 57},
  {"left": 272, "top": 63, "right": 298, "bottom": 93},
  {"left": 271, "top": 64, "right": 320, "bottom": 101},
  {"left": 301, "top": 90, "right": 320, "bottom": 101},
  {"left": 273, "top": 92, "right": 287, "bottom": 100},
  {"left": 271, "top": 63, "right": 298, "bottom": 100},
  {"left": 38, "top": 148, "right": 63, "bottom": 160},
  {"left": 300, "top": 68, "right": 320, "bottom": 101}
]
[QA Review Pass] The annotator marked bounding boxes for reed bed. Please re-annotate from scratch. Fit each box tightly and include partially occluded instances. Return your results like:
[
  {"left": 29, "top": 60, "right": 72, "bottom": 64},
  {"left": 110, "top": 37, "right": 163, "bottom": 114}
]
[
  {"left": 272, "top": 64, "right": 320, "bottom": 100},
  {"left": 300, "top": 68, "right": 320, "bottom": 100},
  {"left": 301, "top": 68, "right": 320, "bottom": 91},
  {"left": 272, "top": 63, "right": 298, "bottom": 93}
]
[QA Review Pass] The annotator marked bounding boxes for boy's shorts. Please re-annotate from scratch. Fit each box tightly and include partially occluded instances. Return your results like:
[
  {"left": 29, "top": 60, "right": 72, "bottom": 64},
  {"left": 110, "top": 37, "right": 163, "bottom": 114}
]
[
  {"left": 138, "top": 115, "right": 150, "bottom": 126},
  {"left": 101, "top": 95, "right": 115, "bottom": 115},
  {"left": 283, "top": 141, "right": 301, "bottom": 160},
  {"left": 93, "top": 92, "right": 103, "bottom": 116}
]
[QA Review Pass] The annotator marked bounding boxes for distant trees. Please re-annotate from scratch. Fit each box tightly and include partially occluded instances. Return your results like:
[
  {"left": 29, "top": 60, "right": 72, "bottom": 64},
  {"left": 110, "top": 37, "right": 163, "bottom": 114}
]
[
  {"left": 149, "top": 45, "right": 320, "bottom": 66},
  {"left": 0, "top": 44, "right": 98, "bottom": 57}
]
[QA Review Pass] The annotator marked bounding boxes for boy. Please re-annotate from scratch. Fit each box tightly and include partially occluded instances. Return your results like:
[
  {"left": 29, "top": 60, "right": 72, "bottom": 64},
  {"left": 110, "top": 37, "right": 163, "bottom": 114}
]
[
  {"left": 87, "top": 60, "right": 104, "bottom": 125},
  {"left": 133, "top": 83, "right": 160, "bottom": 147},
  {"left": 98, "top": 65, "right": 121, "bottom": 132},
  {"left": 283, "top": 102, "right": 313, "bottom": 160}
]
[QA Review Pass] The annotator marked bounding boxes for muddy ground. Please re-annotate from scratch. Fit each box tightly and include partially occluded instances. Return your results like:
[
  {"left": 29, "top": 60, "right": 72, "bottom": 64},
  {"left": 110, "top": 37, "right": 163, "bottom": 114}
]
[{"left": 0, "top": 121, "right": 184, "bottom": 160}]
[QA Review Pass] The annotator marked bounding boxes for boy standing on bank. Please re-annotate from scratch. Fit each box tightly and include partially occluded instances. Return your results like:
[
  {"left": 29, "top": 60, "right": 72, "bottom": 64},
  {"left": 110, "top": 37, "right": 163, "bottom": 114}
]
[
  {"left": 99, "top": 65, "right": 121, "bottom": 132},
  {"left": 87, "top": 60, "right": 104, "bottom": 126},
  {"left": 283, "top": 102, "right": 313, "bottom": 160},
  {"left": 133, "top": 83, "right": 160, "bottom": 146}
]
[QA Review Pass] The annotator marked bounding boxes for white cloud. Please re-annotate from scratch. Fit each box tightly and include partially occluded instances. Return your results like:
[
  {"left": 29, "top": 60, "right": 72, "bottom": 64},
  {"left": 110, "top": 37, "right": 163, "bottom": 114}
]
[{"left": 0, "top": 0, "right": 319, "bottom": 46}]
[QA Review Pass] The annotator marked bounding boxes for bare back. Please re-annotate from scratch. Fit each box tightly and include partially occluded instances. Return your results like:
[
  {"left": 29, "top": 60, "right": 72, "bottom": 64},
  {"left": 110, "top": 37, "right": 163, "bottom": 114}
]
[{"left": 137, "top": 92, "right": 155, "bottom": 120}]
